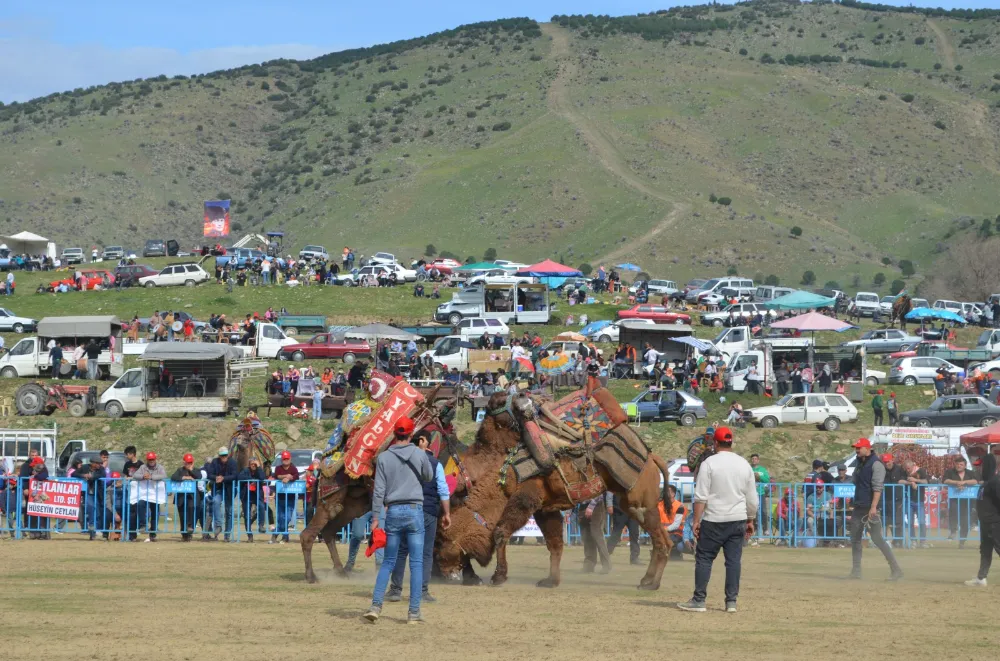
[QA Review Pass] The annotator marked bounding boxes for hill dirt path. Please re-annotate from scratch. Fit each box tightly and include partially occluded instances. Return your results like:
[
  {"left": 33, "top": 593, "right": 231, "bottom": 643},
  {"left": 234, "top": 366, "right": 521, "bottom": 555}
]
[
  {"left": 926, "top": 19, "right": 957, "bottom": 70},
  {"left": 543, "top": 24, "right": 689, "bottom": 265}
]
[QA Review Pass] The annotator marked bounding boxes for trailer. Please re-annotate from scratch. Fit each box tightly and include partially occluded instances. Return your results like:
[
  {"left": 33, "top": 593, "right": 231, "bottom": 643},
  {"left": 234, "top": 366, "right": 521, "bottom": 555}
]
[
  {"left": 275, "top": 314, "right": 328, "bottom": 337},
  {"left": 915, "top": 344, "right": 994, "bottom": 367},
  {"left": 98, "top": 343, "right": 267, "bottom": 418},
  {"left": 400, "top": 323, "right": 455, "bottom": 343}
]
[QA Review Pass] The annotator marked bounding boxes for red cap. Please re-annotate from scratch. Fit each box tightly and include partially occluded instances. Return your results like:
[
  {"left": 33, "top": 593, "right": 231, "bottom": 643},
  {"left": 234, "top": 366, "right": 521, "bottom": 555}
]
[
  {"left": 973, "top": 458, "right": 983, "bottom": 467},
  {"left": 713, "top": 426, "right": 733, "bottom": 443},
  {"left": 146, "top": 452, "right": 157, "bottom": 461},
  {"left": 366, "top": 527, "right": 387, "bottom": 558},
  {"left": 853, "top": 438, "right": 872, "bottom": 449},
  {"left": 111, "top": 471, "right": 122, "bottom": 479},
  {"left": 395, "top": 417, "right": 415, "bottom": 437},
  {"left": 280, "top": 450, "right": 291, "bottom": 460},
  {"left": 889, "top": 392, "right": 896, "bottom": 397},
  {"left": 183, "top": 453, "right": 194, "bottom": 463},
  {"left": 30, "top": 457, "right": 44, "bottom": 466},
  {"left": 881, "top": 453, "right": 893, "bottom": 463}
]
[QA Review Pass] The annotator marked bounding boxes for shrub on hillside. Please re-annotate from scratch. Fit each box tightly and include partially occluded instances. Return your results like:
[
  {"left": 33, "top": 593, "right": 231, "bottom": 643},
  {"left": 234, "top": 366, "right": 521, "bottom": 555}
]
[
  {"left": 492, "top": 121, "right": 511, "bottom": 131},
  {"left": 801, "top": 270, "right": 816, "bottom": 285},
  {"left": 790, "top": 226, "right": 802, "bottom": 237},
  {"left": 765, "top": 275, "right": 780, "bottom": 286},
  {"left": 900, "top": 93, "right": 915, "bottom": 102},
  {"left": 891, "top": 279, "right": 906, "bottom": 294},
  {"left": 899, "top": 260, "right": 915, "bottom": 277},
  {"left": 717, "top": 197, "right": 732, "bottom": 206}
]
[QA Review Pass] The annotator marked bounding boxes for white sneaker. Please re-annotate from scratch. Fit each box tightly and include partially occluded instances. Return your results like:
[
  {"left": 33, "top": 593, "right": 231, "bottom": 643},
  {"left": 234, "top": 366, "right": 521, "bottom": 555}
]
[
  {"left": 142, "top": 538, "right": 151, "bottom": 543},
  {"left": 964, "top": 578, "right": 987, "bottom": 587}
]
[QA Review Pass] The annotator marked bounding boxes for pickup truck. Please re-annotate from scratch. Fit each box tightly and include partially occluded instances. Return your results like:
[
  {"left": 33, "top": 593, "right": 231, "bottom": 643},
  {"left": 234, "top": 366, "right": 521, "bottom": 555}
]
[
  {"left": 421, "top": 335, "right": 511, "bottom": 372},
  {"left": 277, "top": 333, "right": 370, "bottom": 363},
  {"left": 711, "top": 325, "right": 811, "bottom": 361},
  {"left": 215, "top": 248, "right": 264, "bottom": 269},
  {"left": 913, "top": 344, "right": 993, "bottom": 366},
  {"left": 275, "top": 314, "right": 328, "bottom": 336},
  {"left": 974, "top": 328, "right": 1000, "bottom": 358},
  {"left": 298, "top": 245, "right": 329, "bottom": 262}
]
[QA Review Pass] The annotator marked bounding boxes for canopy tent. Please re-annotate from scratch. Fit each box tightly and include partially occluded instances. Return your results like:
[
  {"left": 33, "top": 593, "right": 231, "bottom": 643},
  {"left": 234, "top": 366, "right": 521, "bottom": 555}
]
[
  {"left": 515, "top": 259, "right": 583, "bottom": 277},
  {"left": 905, "top": 307, "right": 966, "bottom": 324},
  {"left": 344, "top": 323, "right": 421, "bottom": 343},
  {"left": 960, "top": 422, "right": 1000, "bottom": 447},
  {"left": 616, "top": 263, "right": 642, "bottom": 272},
  {"left": 670, "top": 335, "right": 719, "bottom": 355},
  {"left": 763, "top": 290, "right": 837, "bottom": 311},
  {"left": 0, "top": 231, "right": 56, "bottom": 259},
  {"left": 38, "top": 315, "right": 122, "bottom": 338},
  {"left": 454, "top": 262, "right": 499, "bottom": 272},
  {"left": 140, "top": 343, "right": 243, "bottom": 362},
  {"left": 769, "top": 312, "right": 856, "bottom": 333}
]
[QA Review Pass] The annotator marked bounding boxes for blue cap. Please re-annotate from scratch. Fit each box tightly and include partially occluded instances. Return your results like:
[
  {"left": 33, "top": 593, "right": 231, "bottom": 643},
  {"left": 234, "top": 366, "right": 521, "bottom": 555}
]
[{"left": 706, "top": 426, "right": 715, "bottom": 435}]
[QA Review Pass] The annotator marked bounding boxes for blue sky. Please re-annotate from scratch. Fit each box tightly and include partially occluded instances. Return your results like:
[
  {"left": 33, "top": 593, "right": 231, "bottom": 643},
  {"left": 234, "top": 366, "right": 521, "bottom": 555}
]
[{"left": 0, "top": 0, "right": 995, "bottom": 102}]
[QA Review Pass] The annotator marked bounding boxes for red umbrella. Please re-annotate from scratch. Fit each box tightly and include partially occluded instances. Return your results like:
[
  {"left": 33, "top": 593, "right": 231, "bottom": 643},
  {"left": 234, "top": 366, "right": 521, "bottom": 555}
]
[
  {"left": 514, "top": 357, "right": 534, "bottom": 372},
  {"left": 960, "top": 422, "right": 1000, "bottom": 447}
]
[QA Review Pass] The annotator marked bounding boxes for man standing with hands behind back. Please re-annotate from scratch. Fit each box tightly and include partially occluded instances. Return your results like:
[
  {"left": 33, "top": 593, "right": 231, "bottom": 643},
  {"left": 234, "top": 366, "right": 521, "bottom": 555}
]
[
  {"left": 678, "top": 427, "right": 758, "bottom": 614},
  {"left": 848, "top": 438, "right": 903, "bottom": 580}
]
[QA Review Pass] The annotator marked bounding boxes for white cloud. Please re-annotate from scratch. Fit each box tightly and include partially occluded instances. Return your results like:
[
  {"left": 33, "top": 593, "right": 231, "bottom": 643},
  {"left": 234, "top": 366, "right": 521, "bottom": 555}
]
[{"left": 0, "top": 39, "right": 337, "bottom": 103}]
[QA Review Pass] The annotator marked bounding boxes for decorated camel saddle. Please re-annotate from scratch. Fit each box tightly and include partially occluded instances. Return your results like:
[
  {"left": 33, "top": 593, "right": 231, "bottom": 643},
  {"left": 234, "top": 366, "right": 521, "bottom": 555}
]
[
  {"left": 229, "top": 413, "right": 276, "bottom": 467},
  {"left": 316, "top": 371, "right": 458, "bottom": 500},
  {"left": 504, "top": 377, "right": 650, "bottom": 494}
]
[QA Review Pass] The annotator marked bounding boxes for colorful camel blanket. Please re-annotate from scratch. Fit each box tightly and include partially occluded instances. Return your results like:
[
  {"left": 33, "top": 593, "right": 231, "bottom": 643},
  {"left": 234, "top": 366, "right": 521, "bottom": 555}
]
[
  {"left": 593, "top": 424, "right": 650, "bottom": 492},
  {"left": 342, "top": 378, "right": 424, "bottom": 479}
]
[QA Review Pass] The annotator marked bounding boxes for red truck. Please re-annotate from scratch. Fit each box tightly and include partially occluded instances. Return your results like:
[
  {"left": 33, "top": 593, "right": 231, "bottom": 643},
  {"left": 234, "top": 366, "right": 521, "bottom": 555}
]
[{"left": 277, "top": 333, "right": 371, "bottom": 364}]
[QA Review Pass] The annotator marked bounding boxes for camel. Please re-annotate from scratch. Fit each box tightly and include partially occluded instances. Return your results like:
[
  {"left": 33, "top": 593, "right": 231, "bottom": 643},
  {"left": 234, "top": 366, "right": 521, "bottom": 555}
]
[
  {"left": 890, "top": 294, "right": 912, "bottom": 330},
  {"left": 437, "top": 392, "right": 674, "bottom": 590}
]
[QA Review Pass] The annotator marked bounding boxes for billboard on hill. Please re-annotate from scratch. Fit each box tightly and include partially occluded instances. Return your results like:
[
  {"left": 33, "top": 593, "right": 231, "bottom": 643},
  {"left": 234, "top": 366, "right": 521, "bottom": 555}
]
[{"left": 203, "top": 200, "right": 231, "bottom": 238}]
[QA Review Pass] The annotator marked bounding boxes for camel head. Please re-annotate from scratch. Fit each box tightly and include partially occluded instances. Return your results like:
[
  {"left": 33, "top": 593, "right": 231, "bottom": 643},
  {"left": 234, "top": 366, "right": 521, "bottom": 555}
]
[{"left": 477, "top": 392, "right": 543, "bottom": 454}]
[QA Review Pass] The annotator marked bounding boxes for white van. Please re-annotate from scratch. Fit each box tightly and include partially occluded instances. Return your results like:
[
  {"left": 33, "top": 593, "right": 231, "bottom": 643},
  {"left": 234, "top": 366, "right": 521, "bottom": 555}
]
[
  {"left": 0, "top": 428, "right": 76, "bottom": 477},
  {"left": 687, "top": 277, "right": 754, "bottom": 303},
  {"left": 455, "top": 317, "right": 511, "bottom": 342},
  {"left": 933, "top": 299, "right": 963, "bottom": 314},
  {"left": 0, "top": 316, "right": 125, "bottom": 379},
  {"left": 754, "top": 286, "right": 795, "bottom": 302}
]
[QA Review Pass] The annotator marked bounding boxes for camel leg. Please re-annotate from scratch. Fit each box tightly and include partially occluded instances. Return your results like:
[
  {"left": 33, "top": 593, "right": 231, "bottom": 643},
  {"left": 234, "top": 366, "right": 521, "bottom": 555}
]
[
  {"left": 462, "top": 555, "right": 484, "bottom": 586},
  {"left": 534, "top": 510, "right": 565, "bottom": 588},
  {"left": 490, "top": 491, "right": 541, "bottom": 586},
  {"left": 300, "top": 503, "right": 332, "bottom": 584},
  {"left": 320, "top": 520, "right": 349, "bottom": 578},
  {"left": 635, "top": 504, "right": 670, "bottom": 591}
]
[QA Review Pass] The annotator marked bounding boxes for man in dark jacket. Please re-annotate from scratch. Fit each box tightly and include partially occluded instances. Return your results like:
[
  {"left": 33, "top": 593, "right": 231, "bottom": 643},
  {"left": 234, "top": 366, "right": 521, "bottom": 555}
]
[
  {"left": 76, "top": 456, "right": 107, "bottom": 540},
  {"left": 171, "top": 453, "right": 201, "bottom": 542},
  {"left": 967, "top": 455, "right": 1000, "bottom": 586},
  {"left": 848, "top": 438, "right": 902, "bottom": 580},
  {"left": 943, "top": 457, "right": 981, "bottom": 549},
  {"left": 882, "top": 454, "right": 907, "bottom": 546},
  {"left": 207, "top": 446, "right": 238, "bottom": 542},
  {"left": 237, "top": 457, "right": 267, "bottom": 542}
]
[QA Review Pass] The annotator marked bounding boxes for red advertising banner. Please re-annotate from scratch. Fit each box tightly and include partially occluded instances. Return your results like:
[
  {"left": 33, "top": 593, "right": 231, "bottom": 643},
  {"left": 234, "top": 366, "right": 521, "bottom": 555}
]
[
  {"left": 344, "top": 382, "right": 423, "bottom": 479},
  {"left": 26, "top": 479, "right": 82, "bottom": 520}
]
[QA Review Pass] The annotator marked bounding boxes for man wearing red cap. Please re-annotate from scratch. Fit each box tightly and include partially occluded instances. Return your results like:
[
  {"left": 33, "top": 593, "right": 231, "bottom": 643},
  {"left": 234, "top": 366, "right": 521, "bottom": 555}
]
[
  {"left": 271, "top": 450, "right": 300, "bottom": 544},
  {"left": 130, "top": 452, "right": 167, "bottom": 542},
  {"left": 364, "top": 417, "right": 434, "bottom": 625},
  {"left": 678, "top": 426, "right": 758, "bottom": 614},
  {"left": 171, "top": 454, "right": 201, "bottom": 542},
  {"left": 848, "top": 438, "right": 902, "bottom": 580}
]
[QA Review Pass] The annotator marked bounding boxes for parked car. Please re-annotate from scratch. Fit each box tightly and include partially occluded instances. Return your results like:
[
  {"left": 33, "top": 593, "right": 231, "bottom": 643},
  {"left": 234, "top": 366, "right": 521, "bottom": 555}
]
[
  {"left": 61, "top": 451, "right": 127, "bottom": 478},
  {"left": 687, "top": 277, "right": 755, "bottom": 303},
  {"left": 878, "top": 296, "right": 897, "bottom": 315},
  {"left": 492, "top": 260, "right": 527, "bottom": 270},
  {"left": 629, "top": 280, "right": 678, "bottom": 296},
  {"left": 369, "top": 252, "right": 398, "bottom": 266},
  {"left": 899, "top": 395, "right": 1000, "bottom": 428},
  {"left": 143, "top": 239, "right": 167, "bottom": 257},
  {"left": 285, "top": 449, "right": 324, "bottom": 474},
  {"left": 139, "top": 263, "right": 210, "bottom": 288},
  {"left": 851, "top": 292, "right": 881, "bottom": 317},
  {"left": 0, "top": 308, "right": 36, "bottom": 333},
  {"left": 932, "top": 299, "right": 963, "bottom": 314},
  {"left": 589, "top": 319, "right": 655, "bottom": 343},
  {"left": 113, "top": 264, "right": 159, "bottom": 287},
  {"left": 755, "top": 285, "right": 796, "bottom": 302},
  {"left": 841, "top": 329, "right": 922, "bottom": 354},
  {"left": 617, "top": 305, "right": 690, "bottom": 324},
  {"left": 700, "top": 303, "right": 776, "bottom": 327},
  {"left": 61, "top": 248, "right": 84, "bottom": 265},
  {"left": 747, "top": 393, "right": 858, "bottom": 432},
  {"left": 337, "top": 263, "right": 416, "bottom": 285},
  {"left": 623, "top": 388, "right": 707, "bottom": 425},
  {"left": 666, "top": 459, "right": 695, "bottom": 486},
  {"left": 101, "top": 246, "right": 125, "bottom": 261},
  {"left": 681, "top": 278, "right": 708, "bottom": 297},
  {"left": 50, "top": 269, "right": 116, "bottom": 291},
  {"left": 455, "top": 317, "right": 511, "bottom": 342},
  {"left": 426, "top": 258, "right": 463, "bottom": 275},
  {"left": 298, "top": 245, "right": 329, "bottom": 262},
  {"left": 466, "top": 269, "right": 533, "bottom": 286},
  {"left": 277, "top": 333, "right": 371, "bottom": 363},
  {"left": 888, "top": 356, "right": 963, "bottom": 385},
  {"left": 910, "top": 298, "right": 929, "bottom": 309}
]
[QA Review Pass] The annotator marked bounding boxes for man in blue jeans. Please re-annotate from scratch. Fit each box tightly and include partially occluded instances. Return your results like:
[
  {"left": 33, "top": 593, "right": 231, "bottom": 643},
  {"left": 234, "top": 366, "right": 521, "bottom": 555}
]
[
  {"left": 364, "top": 417, "right": 434, "bottom": 625},
  {"left": 678, "top": 426, "right": 758, "bottom": 613},
  {"left": 385, "top": 431, "right": 451, "bottom": 603},
  {"left": 207, "top": 446, "right": 237, "bottom": 541}
]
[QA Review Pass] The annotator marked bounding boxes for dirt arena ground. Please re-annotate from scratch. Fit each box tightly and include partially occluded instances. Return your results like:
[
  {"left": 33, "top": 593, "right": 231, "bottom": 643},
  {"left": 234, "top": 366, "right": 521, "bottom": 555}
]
[{"left": 0, "top": 539, "right": 991, "bottom": 660}]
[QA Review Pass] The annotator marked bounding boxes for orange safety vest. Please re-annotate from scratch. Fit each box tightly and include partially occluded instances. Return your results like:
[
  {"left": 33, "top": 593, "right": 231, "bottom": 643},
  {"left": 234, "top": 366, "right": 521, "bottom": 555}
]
[{"left": 658, "top": 500, "right": 685, "bottom": 536}]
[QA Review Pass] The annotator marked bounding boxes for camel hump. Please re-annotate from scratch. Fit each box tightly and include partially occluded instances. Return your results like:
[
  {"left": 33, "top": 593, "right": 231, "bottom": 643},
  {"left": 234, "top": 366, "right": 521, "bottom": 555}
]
[
  {"left": 589, "top": 387, "right": 628, "bottom": 426},
  {"left": 593, "top": 424, "right": 650, "bottom": 491}
]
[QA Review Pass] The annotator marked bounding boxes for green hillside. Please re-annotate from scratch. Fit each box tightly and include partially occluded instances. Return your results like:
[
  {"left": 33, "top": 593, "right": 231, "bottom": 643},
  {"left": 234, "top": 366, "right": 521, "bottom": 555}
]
[{"left": 3, "top": 3, "right": 1000, "bottom": 289}]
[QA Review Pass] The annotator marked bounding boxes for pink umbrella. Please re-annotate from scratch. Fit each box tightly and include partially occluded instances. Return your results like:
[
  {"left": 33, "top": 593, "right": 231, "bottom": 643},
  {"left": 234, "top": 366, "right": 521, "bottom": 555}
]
[
  {"left": 514, "top": 357, "right": 535, "bottom": 372},
  {"left": 769, "top": 311, "right": 855, "bottom": 332}
]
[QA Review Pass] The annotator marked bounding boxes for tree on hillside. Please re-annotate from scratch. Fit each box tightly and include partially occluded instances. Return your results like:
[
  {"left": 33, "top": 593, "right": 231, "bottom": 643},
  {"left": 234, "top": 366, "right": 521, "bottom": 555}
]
[
  {"left": 881, "top": 256, "right": 892, "bottom": 266},
  {"left": 980, "top": 218, "right": 994, "bottom": 238},
  {"left": 790, "top": 226, "right": 802, "bottom": 238},
  {"left": 899, "top": 259, "right": 915, "bottom": 277},
  {"left": 890, "top": 279, "right": 906, "bottom": 295},
  {"left": 579, "top": 263, "right": 593, "bottom": 276},
  {"left": 424, "top": 244, "right": 437, "bottom": 257},
  {"left": 801, "top": 271, "right": 816, "bottom": 286},
  {"left": 464, "top": 256, "right": 476, "bottom": 265},
  {"left": 726, "top": 266, "right": 738, "bottom": 276},
  {"left": 439, "top": 250, "right": 459, "bottom": 261},
  {"left": 483, "top": 247, "right": 497, "bottom": 262},
  {"left": 873, "top": 272, "right": 886, "bottom": 288},
  {"left": 765, "top": 275, "right": 780, "bottom": 286},
  {"left": 824, "top": 281, "right": 841, "bottom": 290}
]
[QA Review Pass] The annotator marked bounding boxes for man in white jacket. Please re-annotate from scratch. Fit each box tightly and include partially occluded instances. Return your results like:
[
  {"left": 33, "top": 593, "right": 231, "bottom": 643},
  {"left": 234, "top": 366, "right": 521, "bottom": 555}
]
[
  {"left": 678, "top": 426, "right": 758, "bottom": 614},
  {"left": 130, "top": 452, "right": 167, "bottom": 542}
]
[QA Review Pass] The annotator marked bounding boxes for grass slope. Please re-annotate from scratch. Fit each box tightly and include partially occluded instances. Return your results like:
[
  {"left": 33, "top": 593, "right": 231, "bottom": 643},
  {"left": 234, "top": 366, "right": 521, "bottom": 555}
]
[{"left": 2, "top": 4, "right": 1000, "bottom": 287}]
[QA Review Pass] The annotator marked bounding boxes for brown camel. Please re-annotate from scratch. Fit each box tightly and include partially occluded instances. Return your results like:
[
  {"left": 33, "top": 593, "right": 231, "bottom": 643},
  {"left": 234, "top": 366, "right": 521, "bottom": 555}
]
[
  {"left": 890, "top": 294, "right": 912, "bottom": 329},
  {"left": 437, "top": 392, "right": 673, "bottom": 590}
]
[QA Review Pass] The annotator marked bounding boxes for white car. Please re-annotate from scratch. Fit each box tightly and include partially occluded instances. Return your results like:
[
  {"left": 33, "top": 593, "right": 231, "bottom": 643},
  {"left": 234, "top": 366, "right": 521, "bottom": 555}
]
[
  {"left": 852, "top": 292, "right": 881, "bottom": 317},
  {"left": 0, "top": 308, "right": 36, "bottom": 333},
  {"left": 139, "top": 263, "right": 210, "bottom": 288},
  {"left": 700, "top": 303, "right": 776, "bottom": 327},
  {"left": 338, "top": 263, "right": 416, "bottom": 285},
  {"left": 493, "top": 260, "right": 527, "bottom": 270},
  {"left": 630, "top": 279, "right": 679, "bottom": 296},
  {"left": 878, "top": 296, "right": 896, "bottom": 315},
  {"left": 62, "top": 248, "right": 85, "bottom": 265},
  {"left": 368, "top": 252, "right": 397, "bottom": 266},
  {"left": 102, "top": 246, "right": 125, "bottom": 261},
  {"left": 589, "top": 319, "right": 655, "bottom": 343},
  {"left": 889, "top": 356, "right": 963, "bottom": 385},
  {"left": 466, "top": 269, "right": 534, "bottom": 286},
  {"left": 298, "top": 245, "right": 328, "bottom": 262},
  {"left": 455, "top": 317, "right": 510, "bottom": 342},
  {"left": 910, "top": 298, "right": 929, "bottom": 309},
  {"left": 748, "top": 393, "right": 858, "bottom": 432}
]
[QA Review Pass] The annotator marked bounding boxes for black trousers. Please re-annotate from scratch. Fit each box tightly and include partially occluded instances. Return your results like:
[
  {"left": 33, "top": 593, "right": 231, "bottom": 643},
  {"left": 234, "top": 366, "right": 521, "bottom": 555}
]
[
  {"left": 692, "top": 520, "right": 745, "bottom": 603},
  {"left": 607, "top": 510, "right": 640, "bottom": 562},
  {"left": 978, "top": 521, "right": 1000, "bottom": 580},
  {"left": 873, "top": 408, "right": 883, "bottom": 426}
]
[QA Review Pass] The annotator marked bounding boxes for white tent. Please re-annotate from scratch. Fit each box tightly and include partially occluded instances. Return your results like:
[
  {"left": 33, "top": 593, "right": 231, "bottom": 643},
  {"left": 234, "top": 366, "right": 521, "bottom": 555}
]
[{"left": 1, "top": 231, "right": 56, "bottom": 258}]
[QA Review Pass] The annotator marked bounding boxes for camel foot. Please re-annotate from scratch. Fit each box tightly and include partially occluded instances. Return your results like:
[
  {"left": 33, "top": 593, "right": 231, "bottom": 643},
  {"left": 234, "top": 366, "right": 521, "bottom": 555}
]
[
  {"left": 462, "top": 573, "right": 484, "bottom": 587},
  {"left": 489, "top": 573, "right": 508, "bottom": 587},
  {"left": 335, "top": 568, "right": 350, "bottom": 579},
  {"left": 305, "top": 572, "right": 318, "bottom": 584},
  {"left": 536, "top": 577, "right": 559, "bottom": 589},
  {"left": 636, "top": 581, "right": 660, "bottom": 591}
]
